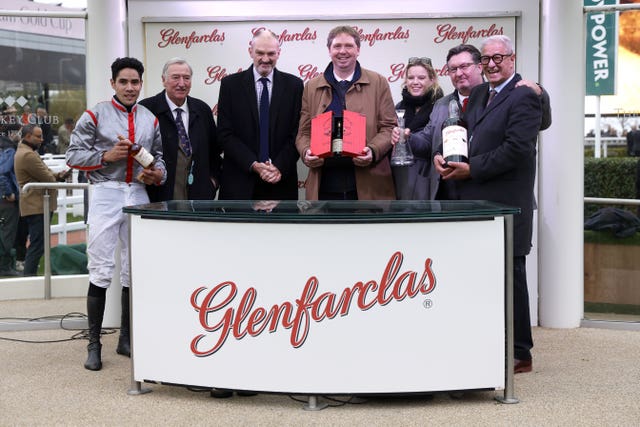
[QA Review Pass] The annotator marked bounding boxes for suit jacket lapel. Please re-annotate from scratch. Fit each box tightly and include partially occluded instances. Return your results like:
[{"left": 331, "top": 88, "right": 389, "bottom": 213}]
[
  {"left": 244, "top": 67, "right": 260, "bottom": 129},
  {"left": 270, "top": 69, "right": 283, "bottom": 132},
  {"left": 185, "top": 96, "right": 199, "bottom": 153}
]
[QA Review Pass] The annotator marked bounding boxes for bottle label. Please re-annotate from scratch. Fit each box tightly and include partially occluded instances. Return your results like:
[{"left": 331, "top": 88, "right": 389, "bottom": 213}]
[
  {"left": 331, "top": 138, "right": 343, "bottom": 154},
  {"left": 442, "top": 125, "right": 468, "bottom": 158},
  {"left": 133, "top": 148, "right": 154, "bottom": 168}
]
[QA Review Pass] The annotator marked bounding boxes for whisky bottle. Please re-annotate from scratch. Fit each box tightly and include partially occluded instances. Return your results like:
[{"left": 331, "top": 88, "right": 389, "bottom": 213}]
[{"left": 441, "top": 98, "right": 469, "bottom": 164}]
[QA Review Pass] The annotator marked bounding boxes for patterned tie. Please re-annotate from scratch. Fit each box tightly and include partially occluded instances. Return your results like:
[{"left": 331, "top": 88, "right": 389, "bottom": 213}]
[
  {"left": 461, "top": 97, "right": 469, "bottom": 113},
  {"left": 259, "top": 77, "right": 270, "bottom": 162},
  {"left": 486, "top": 89, "right": 497, "bottom": 107},
  {"left": 174, "top": 108, "right": 192, "bottom": 157}
]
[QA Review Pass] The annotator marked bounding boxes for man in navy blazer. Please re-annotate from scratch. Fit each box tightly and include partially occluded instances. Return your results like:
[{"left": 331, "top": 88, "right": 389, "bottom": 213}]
[
  {"left": 140, "top": 58, "right": 222, "bottom": 202},
  {"left": 434, "top": 35, "right": 545, "bottom": 374},
  {"left": 217, "top": 29, "right": 303, "bottom": 200}
]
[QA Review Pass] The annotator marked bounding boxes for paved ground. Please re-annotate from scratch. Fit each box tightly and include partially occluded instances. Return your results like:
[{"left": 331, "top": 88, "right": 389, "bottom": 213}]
[{"left": 1, "top": 297, "right": 639, "bottom": 426}]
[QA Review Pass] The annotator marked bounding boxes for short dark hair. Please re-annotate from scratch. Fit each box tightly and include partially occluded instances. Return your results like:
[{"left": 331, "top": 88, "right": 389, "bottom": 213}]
[
  {"left": 111, "top": 57, "right": 145, "bottom": 81},
  {"left": 327, "top": 25, "right": 361, "bottom": 49},
  {"left": 446, "top": 44, "right": 481, "bottom": 64},
  {"left": 21, "top": 123, "right": 40, "bottom": 138}
]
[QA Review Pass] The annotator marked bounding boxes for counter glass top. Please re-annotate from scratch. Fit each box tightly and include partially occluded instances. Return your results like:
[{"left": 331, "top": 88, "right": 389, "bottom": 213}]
[{"left": 123, "top": 200, "right": 519, "bottom": 223}]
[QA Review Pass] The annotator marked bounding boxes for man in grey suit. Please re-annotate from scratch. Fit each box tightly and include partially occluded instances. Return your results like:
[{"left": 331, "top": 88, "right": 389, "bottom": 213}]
[
  {"left": 393, "top": 43, "right": 550, "bottom": 200},
  {"left": 217, "top": 29, "right": 303, "bottom": 200}
]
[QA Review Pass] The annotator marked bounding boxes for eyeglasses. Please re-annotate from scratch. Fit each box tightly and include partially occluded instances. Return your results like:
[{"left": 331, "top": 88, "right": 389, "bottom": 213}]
[
  {"left": 479, "top": 53, "right": 513, "bottom": 65},
  {"left": 408, "top": 57, "right": 432, "bottom": 67},
  {"left": 446, "top": 62, "right": 477, "bottom": 74}
]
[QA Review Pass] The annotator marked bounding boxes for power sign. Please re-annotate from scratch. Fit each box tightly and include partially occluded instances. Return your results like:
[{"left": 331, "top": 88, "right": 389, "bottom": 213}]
[{"left": 585, "top": 0, "right": 618, "bottom": 96}]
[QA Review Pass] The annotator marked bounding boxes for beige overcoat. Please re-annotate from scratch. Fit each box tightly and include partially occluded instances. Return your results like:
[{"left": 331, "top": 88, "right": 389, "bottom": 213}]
[
  {"left": 15, "top": 142, "right": 58, "bottom": 216},
  {"left": 295, "top": 67, "right": 397, "bottom": 200}
]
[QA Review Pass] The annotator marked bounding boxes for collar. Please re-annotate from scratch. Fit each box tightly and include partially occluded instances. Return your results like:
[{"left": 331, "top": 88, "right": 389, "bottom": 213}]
[
  {"left": 490, "top": 73, "right": 516, "bottom": 94},
  {"left": 21, "top": 140, "right": 39, "bottom": 151},
  {"left": 333, "top": 71, "right": 354, "bottom": 83},
  {"left": 111, "top": 96, "right": 137, "bottom": 113},
  {"left": 324, "top": 61, "right": 362, "bottom": 86},
  {"left": 164, "top": 92, "right": 188, "bottom": 113},
  {"left": 252, "top": 67, "right": 274, "bottom": 84}
]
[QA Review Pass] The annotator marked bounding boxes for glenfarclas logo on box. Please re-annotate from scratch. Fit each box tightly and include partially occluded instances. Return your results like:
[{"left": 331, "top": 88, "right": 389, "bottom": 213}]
[{"left": 189, "top": 251, "right": 437, "bottom": 357}]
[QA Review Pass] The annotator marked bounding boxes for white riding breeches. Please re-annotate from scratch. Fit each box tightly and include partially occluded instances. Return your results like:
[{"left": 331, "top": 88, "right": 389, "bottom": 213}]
[{"left": 87, "top": 181, "right": 149, "bottom": 289}]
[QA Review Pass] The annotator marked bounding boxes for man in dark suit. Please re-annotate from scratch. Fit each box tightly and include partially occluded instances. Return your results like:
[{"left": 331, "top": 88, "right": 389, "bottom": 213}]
[
  {"left": 140, "top": 58, "right": 222, "bottom": 201},
  {"left": 217, "top": 29, "right": 303, "bottom": 200},
  {"left": 434, "top": 35, "right": 544, "bottom": 374}
]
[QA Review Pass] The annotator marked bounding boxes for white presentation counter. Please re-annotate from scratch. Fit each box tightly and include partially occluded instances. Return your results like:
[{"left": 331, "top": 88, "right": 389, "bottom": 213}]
[{"left": 124, "top": 200, "right": 519, "bottom": 404}]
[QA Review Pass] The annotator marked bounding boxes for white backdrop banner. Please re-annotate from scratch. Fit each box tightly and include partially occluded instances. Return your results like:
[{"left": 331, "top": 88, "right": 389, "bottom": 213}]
[{"left": 143, "top": 16, "right": 516, "bottom": 114}]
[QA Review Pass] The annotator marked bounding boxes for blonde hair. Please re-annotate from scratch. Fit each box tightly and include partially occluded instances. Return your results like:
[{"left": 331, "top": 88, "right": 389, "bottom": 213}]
[{"left": 403, "top": 62, "right": 441, "bottom": 97}]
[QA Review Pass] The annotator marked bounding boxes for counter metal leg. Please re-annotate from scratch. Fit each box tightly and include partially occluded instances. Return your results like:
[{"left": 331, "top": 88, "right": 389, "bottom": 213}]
[
  {"left": 496, "top": 214, "right": 519, "bottom": 404},
  {"left": 303, "top": 395, "right": 328, "bottom": 411},
  {"left": 126, "top": 214, "right": 151, "bottom": 396}
]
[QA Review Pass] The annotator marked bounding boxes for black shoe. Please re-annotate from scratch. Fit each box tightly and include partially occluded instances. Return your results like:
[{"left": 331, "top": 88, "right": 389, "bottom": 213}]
[
  {"left": 84, "top": 342, "right": 102, "bottom": 371},
  {"left": 117, "top": 287, "right": 131, "bottom": 357},
  {"left": 116, "top": 334, "right": 130, "bottom": 357},
  {"left": 210, "top": 388, "right": 233, "bottom": 398},
  {"left": 236, "top": 391, "right": 258, "bottom": 397}
]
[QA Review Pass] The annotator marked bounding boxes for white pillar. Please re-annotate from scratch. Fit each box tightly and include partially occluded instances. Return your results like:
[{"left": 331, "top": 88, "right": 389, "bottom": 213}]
[
  {"left": 86, "top": 0, "right": 128, "bottom": 328},
  {"left": 538, "top": 0, "right": 584, "bottom": 327},
  {"left": 86, "top": 0, "right": 127, "bottom": 106}
]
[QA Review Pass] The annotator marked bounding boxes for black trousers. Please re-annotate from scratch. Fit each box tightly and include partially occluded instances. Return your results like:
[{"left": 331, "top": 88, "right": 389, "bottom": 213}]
[{"left": 513, "top": 255, "right": 533, "bottom": 361}]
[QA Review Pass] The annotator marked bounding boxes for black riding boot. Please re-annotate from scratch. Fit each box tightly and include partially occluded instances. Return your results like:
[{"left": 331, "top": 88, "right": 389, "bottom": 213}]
[
  {"left": 116, "top": 287, "right": 130, "bottom": 357},
  {"left": 84, "top": 284, "right": 106, "bottom": 371}
]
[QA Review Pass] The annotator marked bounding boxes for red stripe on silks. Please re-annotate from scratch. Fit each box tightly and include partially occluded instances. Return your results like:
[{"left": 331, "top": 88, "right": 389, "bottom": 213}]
[
  {"left": 125, "top": 110, "right": 135, "bottom": 183},
  {"left": 67, "top": 164, "right": 102, "bottom": 172},
  {"left": 85, "top": 110, "right": 97, "bottom": 125},
  {"left": 111, "top": 99, "right": 126, "bottom": 112}
]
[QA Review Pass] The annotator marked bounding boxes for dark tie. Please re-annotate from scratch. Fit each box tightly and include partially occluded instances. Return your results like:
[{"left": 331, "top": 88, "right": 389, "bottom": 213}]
[
  {"left": 461, "top": 97, "right": 469, "bottom": 113},
  {"left": 174, "top": 108, "right": 192, "bottom": 157},
  {"left": 259, "top": 77, "right": 270, "bottom": 162},
  {"left": 486, "top": 89, "right": 497, "bottom": 107}
]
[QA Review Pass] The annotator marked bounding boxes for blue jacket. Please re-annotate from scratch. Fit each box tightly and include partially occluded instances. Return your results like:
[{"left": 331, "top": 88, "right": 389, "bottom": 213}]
[{"left": 0, "top": 137, "right": 19, "bottom": 200}]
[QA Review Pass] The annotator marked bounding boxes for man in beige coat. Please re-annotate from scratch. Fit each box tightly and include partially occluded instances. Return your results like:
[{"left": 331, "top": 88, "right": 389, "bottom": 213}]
[
  {"left": 296, "top": 25, "right": 397, "bottom": 200},
  {"left": 14, "top": 124, "right": 67, "bottom": 276}
]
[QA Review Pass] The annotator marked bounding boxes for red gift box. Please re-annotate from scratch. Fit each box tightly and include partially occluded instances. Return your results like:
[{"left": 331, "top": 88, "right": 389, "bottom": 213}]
[{"left": 310, "top": 110, "right": 366, "bottom": 158}]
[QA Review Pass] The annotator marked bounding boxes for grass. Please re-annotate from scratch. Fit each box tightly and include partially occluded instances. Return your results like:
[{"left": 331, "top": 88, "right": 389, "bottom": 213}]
[
  {"left": 51, "top": 212, "right": 85, "bottom": 225},
  {"left": 584, "top": 230, "right": 640, "bottom": 245},
  {"left": 585, "top": 302, "right": 640, "bottom": 316}
]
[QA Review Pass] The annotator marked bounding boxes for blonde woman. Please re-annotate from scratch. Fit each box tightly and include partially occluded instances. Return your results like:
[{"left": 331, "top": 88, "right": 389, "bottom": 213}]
[{"left": 393, "top": 57, "right": 443, "bottom": 199}]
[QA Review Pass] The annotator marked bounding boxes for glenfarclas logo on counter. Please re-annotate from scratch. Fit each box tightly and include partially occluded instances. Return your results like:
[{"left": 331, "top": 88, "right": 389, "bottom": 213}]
[
  {"left": 157, "top": 28, "right": 225, "bottom": 49},
  {"left": 433, "top": 23, "right": 504, "bottom": 44},
  {"left": 189, "top": 251, "right": 437, "bottom": 357}
]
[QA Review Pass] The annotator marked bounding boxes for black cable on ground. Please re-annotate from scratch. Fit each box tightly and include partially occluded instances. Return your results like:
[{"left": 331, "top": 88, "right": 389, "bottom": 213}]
[{"left": 0, "top": 312, "right": 116, "bottom": 343}]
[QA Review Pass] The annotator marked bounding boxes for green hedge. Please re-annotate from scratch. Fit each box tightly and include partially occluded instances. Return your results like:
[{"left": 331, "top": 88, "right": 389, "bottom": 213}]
[
  {"left": 584, "top": 146, "right": 628, "bottom": 158},
  {"left": 584, "top": 157, "right": 639, "bottom": 218}
]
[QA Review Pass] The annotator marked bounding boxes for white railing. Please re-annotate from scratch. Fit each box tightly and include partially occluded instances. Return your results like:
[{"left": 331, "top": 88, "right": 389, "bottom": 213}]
[
  {"left": 41, "top": 154, "right": 87, "bottom": 244},
  {"left": 584, "top": 197, "right": 640, "bottom": 207},
  {"left": 583, "top": 137, "right": 627, "bottom": 158},
  {"left": 22, "top": 180, "right": 89, "bottom": 300}
]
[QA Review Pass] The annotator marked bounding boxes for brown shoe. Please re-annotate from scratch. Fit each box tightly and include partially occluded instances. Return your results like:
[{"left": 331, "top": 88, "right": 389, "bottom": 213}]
[{"left": 514, "top": 358, "right": 532, "bottom": 373}]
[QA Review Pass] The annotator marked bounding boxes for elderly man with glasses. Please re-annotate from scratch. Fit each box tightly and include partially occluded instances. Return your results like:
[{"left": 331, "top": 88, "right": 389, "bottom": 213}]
[{"left": 433, "top": 35, "right": 550, "bottom": 374}]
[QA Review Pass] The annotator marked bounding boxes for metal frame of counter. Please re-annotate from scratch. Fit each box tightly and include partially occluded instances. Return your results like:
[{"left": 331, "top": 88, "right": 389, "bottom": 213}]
[{"left": 124, "top": 200, "right": 520, "bottom": 405}]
